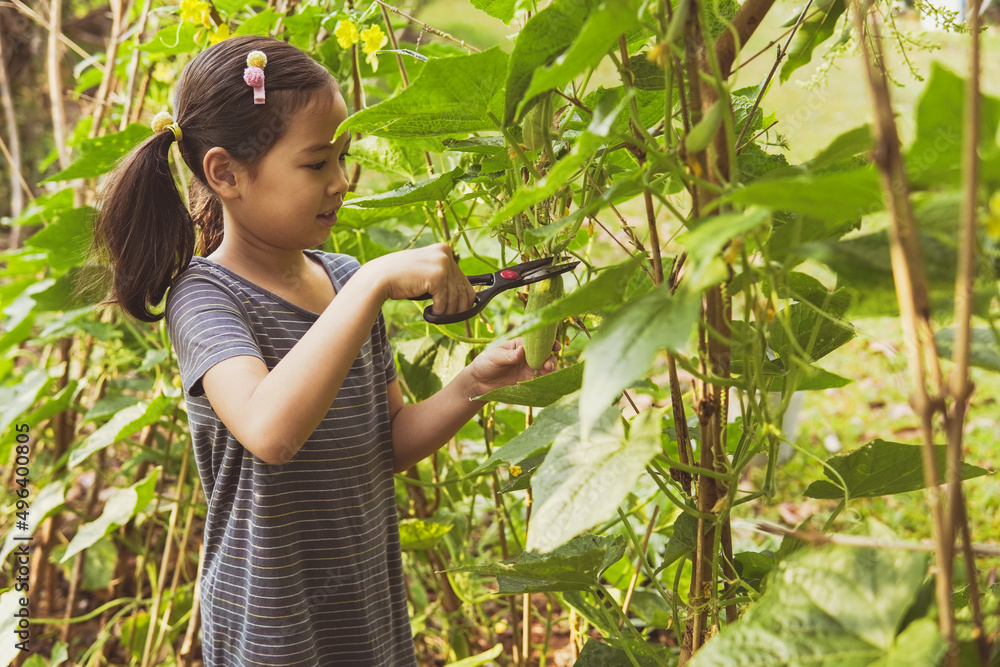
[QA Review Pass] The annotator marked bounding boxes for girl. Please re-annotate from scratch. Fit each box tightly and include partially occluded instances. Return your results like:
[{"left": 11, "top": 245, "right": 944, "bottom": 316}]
[{"left": 93, "top": 35, "right": 554, "bottom": 666}]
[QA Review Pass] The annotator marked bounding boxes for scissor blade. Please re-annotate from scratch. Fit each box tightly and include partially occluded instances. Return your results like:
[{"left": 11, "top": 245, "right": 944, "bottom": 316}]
[{"left": 519, "top": 260, "right": 579, "bottom": 284}]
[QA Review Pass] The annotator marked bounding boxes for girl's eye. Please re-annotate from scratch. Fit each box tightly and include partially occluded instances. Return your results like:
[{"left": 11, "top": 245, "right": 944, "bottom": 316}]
[
  {"left": 308, "top": 160, "right": 328, "bottom": 171},
  {"left": 338, "top": 152, "right": 351, "bottom": 162}
]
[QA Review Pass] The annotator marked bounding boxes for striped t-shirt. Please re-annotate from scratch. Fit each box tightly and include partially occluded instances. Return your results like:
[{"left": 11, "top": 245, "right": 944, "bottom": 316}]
[{"left": 164, "top": 249, "right": 417, "bottom": 666}]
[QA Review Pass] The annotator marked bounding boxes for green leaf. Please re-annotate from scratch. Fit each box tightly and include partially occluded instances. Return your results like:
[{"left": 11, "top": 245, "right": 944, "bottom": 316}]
[
  {"left": 448, "top": 534, "right": 626, "bottom": 594},
  {"left": 881, "top": 619, "right": 947, "bottom": 667},
  {"left": 805, "top": 124, "right": 873, "bottom": 172},
  {"left": 934, "top": 328, "right": 1000, "bottom": 372},
  {"left": 574, "top": 638, "right": 669, "bottom": 666},
  {"left": 804, "top": 439, "right": 991, "bottom": 499},
  {"left": 517, "top": 0, "right": 644, "bottom": 120},
  {"left": 769, "top": 301, "right": 855, "bottom": 363},
  {"left": 497, "top": 257, "right": 644, "bottom": 342},
  {"left": 579, "top": 284, "right": 698, "bottom": 435},
  {"left": 684, "top": 100, "right": 724, "bottom": 154},
  {"left": 235, "top": 7, "right": 280, "bottom": 36},
  {"left": 474, "top": 397, "right": 580, "bottom": 474},
  {"left": 395, "top": 336, "right": 472, "bottom": 403},
  {"left": 22, "top": 206, "right": 93, "bottom": 271},
  {"left": 779, "top": 0, "right": 846, "bottom": 83},
  {"left": 68, "top": 396, "right": 171, "bottom": 468},
  {"left": 689, "top": 531, "right": 928, "bottom": 666},
  {"left": 398, "top": 518, "right": 453, "bottom": 550},
  {"left": 43, "top": 124, "right": 152, "bottom": 183},
  {"left": 678, "top": 207, "right": 770, "bottom": 285},
  {"left": 0, "top": 480, "right": 67, "bottom": 561},
  {"left": 661, "top": 511, "right": 698, "bottom": 567},
  {"left": 343, "top": 168, "right": 462, "bottom": 208},
  {"left": 470, "top": 0, "right": 516, "bottom": 24},
  {"left": 443, "top": 643, "right": 504, "bottom": 667},
  {"left": 0, "top": 369, "right": 51, "bottom": 437},
  {"left": 527, "top": 408, "right": 662, "bottom": 552},
  {"left": 337, "top": 48, "right": 508, "bottom": 138},
  {"left": 906, "top": 63, "right": 1000, "bottom": 188},
  {"left": 504, "top": 0, "right": 596, "bottom": 125},
  {"left": 491, "top": 91, "right": 628, "bottom": 227},
  {"left": 61, "top": 469, "right": 160, "bottom": 562},
  {"left": 728, "top": 168, "right": 883, "bottom": 222},
  {"left": 477, "top": 363, "right": 584, "bottom": 407},
  {"left": 347, "top": 136, "right": 432, "bottom": 181}
]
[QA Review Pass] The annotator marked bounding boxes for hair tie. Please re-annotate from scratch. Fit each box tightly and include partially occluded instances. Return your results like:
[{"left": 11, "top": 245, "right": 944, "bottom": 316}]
[
  {"left": 151, "top": 111, "right": 183, "bottom": 143},
  {"left": 244, "top": 50, "right": 267, "bottom": 105}
]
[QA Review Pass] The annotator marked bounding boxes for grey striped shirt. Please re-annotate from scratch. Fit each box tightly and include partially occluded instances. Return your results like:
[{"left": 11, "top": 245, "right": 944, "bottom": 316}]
[{"left": 165, "top": 249, "right": 416, "bottom": 666}]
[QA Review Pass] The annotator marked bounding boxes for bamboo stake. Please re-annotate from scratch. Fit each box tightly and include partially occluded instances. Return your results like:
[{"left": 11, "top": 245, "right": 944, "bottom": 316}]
[
  {"left": 46, "top": 0, "right": 69, "bottom": 169},
  {"left": 89, "top": 0, "right": 123, "bottom": 137},
  {"left": 851, "top": 1, "right": 955, "bottom": 655},
  {"left": 119, "top": 0, "right": 153, "bottom": 131}
]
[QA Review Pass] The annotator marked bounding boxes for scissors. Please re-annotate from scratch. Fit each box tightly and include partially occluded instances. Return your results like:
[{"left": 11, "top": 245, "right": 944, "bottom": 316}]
[{"left": 408, "top": 256, "right": 579, "bottom": 324}]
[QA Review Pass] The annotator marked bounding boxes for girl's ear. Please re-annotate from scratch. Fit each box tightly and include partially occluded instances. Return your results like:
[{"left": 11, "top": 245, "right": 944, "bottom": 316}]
[{"left": 203, "top": 147, "right": 242, "bottom": 201}]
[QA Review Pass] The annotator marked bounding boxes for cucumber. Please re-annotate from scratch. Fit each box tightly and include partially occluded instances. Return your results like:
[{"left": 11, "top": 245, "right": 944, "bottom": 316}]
[{"left": 523, "top": 275, "right": 564, "bottom": 370}]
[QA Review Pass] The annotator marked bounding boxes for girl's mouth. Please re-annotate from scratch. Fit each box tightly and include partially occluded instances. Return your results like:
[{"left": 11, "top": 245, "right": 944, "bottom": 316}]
[{"left": 317, "top": 208, "right": 338, "bottom": 225}]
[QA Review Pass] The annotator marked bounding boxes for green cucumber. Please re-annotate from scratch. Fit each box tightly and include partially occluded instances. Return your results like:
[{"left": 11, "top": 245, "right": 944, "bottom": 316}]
[{"left": 523, "top": 275, "right": 564, "bottom": 370}]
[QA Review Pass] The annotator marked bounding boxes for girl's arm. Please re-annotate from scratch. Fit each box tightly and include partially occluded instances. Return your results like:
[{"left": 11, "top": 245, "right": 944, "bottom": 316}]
[
  {"left": 200, "top": 244, "right": 475, "bottom": 465},
  {"left": 388, "top": 338, "right": 553, "bottom": 472}
]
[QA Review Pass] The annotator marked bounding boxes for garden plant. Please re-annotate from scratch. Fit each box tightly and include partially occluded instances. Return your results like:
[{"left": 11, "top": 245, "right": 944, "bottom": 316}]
[{"left": 0, "top": 0, "right": 999, "bottom": 664}]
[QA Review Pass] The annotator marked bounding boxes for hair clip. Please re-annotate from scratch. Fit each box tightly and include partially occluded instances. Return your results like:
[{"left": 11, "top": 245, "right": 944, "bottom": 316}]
[
  {"left": 244, "top": 50, "right": 267, "bottom": 105},
  {"left": 151, "top": 111, "right": 182, "bottom": 143}
]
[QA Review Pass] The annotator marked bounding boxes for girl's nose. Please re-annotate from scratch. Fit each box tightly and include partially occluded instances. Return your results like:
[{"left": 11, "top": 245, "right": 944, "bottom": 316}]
[{"left": 328, "top": 162, "right": 349, "bottom": 196}]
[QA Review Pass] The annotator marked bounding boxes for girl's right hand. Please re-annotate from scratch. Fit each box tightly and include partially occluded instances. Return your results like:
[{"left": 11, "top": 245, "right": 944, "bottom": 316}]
[{"left": 365, "top": 244, "right": 476, "bottom": 316}]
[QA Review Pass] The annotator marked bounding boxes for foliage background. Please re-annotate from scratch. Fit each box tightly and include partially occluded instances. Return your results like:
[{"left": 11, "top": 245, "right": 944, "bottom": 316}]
[{"left": 0, "top": 0, "right": 999, "bottom": 666}]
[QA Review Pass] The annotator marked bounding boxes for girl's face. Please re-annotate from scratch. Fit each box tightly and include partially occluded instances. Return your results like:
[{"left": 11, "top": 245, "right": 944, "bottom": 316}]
[{"left": 228, "top": 87, "right": 351, "bottom": 251}]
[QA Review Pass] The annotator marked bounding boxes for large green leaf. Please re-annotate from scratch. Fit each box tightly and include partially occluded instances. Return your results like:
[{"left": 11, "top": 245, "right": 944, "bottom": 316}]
[
  {"left": 0, "top": 480, "right": 67, "bottom": 561},
  {"left": 470, "top": 0, "right": 516, "bottom": 24},
  {"left": 574, "top": 638, "right": 671, "bottom": 666},
  {"left": 43, "top": 124, "right": 152, "bottom": 183},
  {"left": 516, "top": 0, "right": 643, "bottom": 121},
  {"left": 22, "top": 206, "right": 93, "bottom": 271},
  {"left": 906, "top": 63, "right": 1000, "bottom": 188},
  {"left": 527, "top": 408, "right": 662, "bottom": 553},
  {"left": 342, "top": 168, "right": 462, "bottom": 209},
  {"left": 579, "top": 284, "right": 698, "bottom": 435},
  {"left": 448, "top": 534, "right": 626, "bottom": 594},
  {"left": 395, "top": 336, "right": 472, "bottom": 403},
  {"left": 768, "top": 301, "right": 855, "bottom": 363},
  {"left": 934, "top": 328, "right": 1000, "bottom": 373},
  {"left": 68, "top": 396, "right": 171, "bottom": 468},
  {"left": 690, "top": 531, "right": 929, "bottom": 666},
  {"left": 398, "top": 518, "right": 453, "bottom": 550},
  {"left": 0, "top": 369, "right": 51, "bottom": 437},
  {"left": 473, "top": 396, "right": 580, "bottom": 474},
  {"left": 337, "top": 48, "right": 508, "bottom": 138},
  {"left": 779, "top": 0, "right": 846, "bottom": 83},
  {"left": 728, "top": 168, "right": 883, "bottom": 222},
  {"left": 504, "top": 0, "right": 595, "bottom": 125},
  {"left": 347, "top": 136, "right": 431, "bottom": 181},
  {"left": 477, "top": 362, "right": 583, "bottom": 407},
  {"left": 61, "top": 469, "right": 160, "bottom": 562},
  {"left": 804, "top": 439, "right": 991, "bottom": 499},
  {"left": 443, "top": 644, "right": 504, "bottom": 667}
]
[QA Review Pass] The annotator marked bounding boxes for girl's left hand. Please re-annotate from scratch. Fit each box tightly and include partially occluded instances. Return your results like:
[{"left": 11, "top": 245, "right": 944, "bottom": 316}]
[{"left": 467, "top": 338, "right": 558, "bottom": 398}]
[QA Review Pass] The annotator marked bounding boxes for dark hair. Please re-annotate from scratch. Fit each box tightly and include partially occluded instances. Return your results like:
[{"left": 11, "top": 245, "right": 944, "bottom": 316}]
[{"left": 91, "top": 35, "right": 337, "bottom": 322}]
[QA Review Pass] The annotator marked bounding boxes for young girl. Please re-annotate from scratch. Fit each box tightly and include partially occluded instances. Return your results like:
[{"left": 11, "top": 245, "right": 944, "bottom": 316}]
[{"left": 93, "top": 34, "right": 554, "bottom": 666}]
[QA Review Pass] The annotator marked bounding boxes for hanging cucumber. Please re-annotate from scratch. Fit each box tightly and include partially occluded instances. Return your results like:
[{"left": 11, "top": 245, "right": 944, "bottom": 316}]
[{"left": 523, "top": 274, "right": 564, "bottom": 370}]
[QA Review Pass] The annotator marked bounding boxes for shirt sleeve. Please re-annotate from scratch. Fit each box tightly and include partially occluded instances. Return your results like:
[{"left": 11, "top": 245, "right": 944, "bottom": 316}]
[{"left": 165, "top": 271, "right": 265, "bottom": 398}]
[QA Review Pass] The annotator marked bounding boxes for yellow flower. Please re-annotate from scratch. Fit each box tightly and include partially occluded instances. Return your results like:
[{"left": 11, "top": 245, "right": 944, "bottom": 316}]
[
  {"left": 986, "top": 191, "right": 1000, "bottom": 240},
  {"left": 509, "top": 465, "right": 522, "bottom": 477},
  {"left": 335, "top": 19, "right": 359, "bottom": 49},
  {"left": 179, "top": 0, "right": 210, "bottom": 26},
  {"left": 208, "top": 23, "right": 230, "bottom": 44},
  {"left": 360, "top": 24, "right": 387, "bottom": 55},
  {"left": 647, "top": 41, "right": 669, "bottom": 69},
  {"left": 366, "top": 50, "right": 381, "bottom": 71}
]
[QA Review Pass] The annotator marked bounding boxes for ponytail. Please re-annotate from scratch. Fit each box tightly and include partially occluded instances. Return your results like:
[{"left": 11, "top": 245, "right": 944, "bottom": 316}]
[
  {"left": 188, "top": 179, "right": 224, "bottom": 256},
  {"left": 92, "top": 130, "right": 195, "bottom": 322}
]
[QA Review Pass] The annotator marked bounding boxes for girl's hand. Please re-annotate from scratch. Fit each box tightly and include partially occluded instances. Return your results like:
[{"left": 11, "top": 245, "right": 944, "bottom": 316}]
[
  {"left": 365, "top": 244, "right": 476, "bottom": 315},
  {"left": 467, "top": 338, "right": 559, "bottom": 398}
]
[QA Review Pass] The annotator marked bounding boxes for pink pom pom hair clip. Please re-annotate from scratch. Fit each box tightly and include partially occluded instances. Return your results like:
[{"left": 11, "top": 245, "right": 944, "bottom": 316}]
[{"left": 243, "top": 50, "right": 267, "bottom": 104}]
